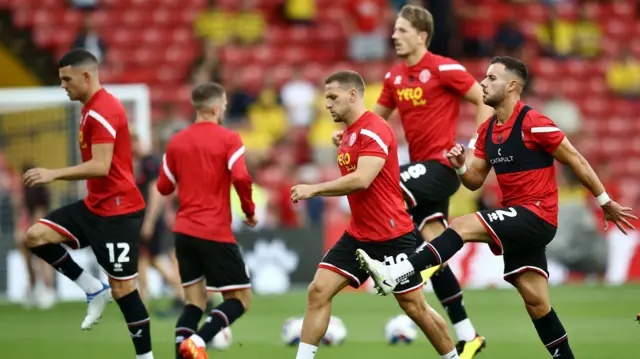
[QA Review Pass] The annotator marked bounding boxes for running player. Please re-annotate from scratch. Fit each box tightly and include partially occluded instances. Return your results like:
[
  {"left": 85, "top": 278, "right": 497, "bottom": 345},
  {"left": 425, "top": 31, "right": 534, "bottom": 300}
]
[
  {"left": 357, "top": 56, "right": 637, "bottom": 359},
  {"left": 157, "top": 83, "right": 256, "bottom": 359},
  {"left": 23, "top": 48, "right": 154, "bottom": 358},
  {"left": 291, "top": 70, "right": 460, "bottom": 359},
  {"left": 339, "top": 5, "right": 492, "bottom": 355},
  {"left": 131, "top": 133, "right": 184, "bottom": 309}
]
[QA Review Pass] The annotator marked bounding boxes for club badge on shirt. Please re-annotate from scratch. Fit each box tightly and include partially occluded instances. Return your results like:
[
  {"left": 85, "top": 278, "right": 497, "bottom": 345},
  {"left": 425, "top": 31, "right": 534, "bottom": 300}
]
[{"left": 349, "top": 133, "right": 357, "bottom": 147}]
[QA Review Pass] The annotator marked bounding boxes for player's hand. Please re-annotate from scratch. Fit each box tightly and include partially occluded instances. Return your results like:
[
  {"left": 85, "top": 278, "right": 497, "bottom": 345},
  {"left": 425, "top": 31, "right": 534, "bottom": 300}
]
[
  {"left": 23, "top": 168, "right": 56, "bottom": 187},
  {"left": 140, "top": 221, "right": 155, "bottom": 241},
  {"left": 332, "top": 130, "right": 343, "bottom": 148},
  {"left": 446, "top": 144, "right": 466, "bottom": 169},
  {"left": 602, "top": 200, "right": 637, "bottom": 235},
  {"left": 291, "top": 184, "right": 316, "bottom": 203},
  {"left": 243, "top": 215, "right": 258, "bottom": 228}
]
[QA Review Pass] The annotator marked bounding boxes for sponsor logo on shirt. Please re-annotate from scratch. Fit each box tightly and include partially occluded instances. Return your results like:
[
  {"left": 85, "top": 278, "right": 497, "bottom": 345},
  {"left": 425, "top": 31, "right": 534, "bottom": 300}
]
[
  {"left": 337, "top": 152, "right": 356, "bottom": 172},
  {"left": 490, "top": 148, "right": 514, "bottom": 164},
  {"left": 396, "top": 87, "right": 427, "bottom": 106}
]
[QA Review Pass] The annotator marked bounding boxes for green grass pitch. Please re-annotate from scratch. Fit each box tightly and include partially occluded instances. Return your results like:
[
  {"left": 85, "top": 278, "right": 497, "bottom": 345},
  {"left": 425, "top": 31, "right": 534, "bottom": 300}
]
[{"left": 1, "top": 285, "right": 638, "bottom": 358}]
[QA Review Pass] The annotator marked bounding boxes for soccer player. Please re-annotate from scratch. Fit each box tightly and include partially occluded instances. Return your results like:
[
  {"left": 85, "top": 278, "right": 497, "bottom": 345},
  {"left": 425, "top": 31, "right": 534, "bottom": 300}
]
[
  {"left": 131, "top": 133, "right": 184, "bottom": 309},
  {"left": 156, "top": 83, "right": 256, "bottom": 359},
  {"left": 360, "top": 5, "right": 493, "bottom": 355},
  {"left": 22, "top": 49, "right": 154, "bottom": 359},
  {"left": 357, "top": 56, "right": 637, "bottom": 359},
  {"left": 291, "top": 70, "right": 460, "bottom": 359}
]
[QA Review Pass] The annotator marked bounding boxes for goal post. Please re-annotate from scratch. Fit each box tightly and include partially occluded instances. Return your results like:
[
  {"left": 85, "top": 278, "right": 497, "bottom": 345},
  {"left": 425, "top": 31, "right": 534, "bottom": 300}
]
[{"left": 0, "top": 84, "right": 151, "bottom": 302}]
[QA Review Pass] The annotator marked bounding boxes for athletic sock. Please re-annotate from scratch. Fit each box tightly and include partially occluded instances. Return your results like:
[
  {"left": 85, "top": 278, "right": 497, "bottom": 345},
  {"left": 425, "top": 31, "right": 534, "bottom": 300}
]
[
  {"left": 431, "top": 266, "right": 476, "bottom": 342},
  {"left": 31, "top": 244, "right": 103, "bottom": 293},
  {"left": 409, "top": 228, "right": 464, "bottom": 271},
  {"left": 175, "top": 304, "right": 204, "bottom": 358},
  {"left": 295, "top": 342, "right": 318, "bottom": 359},
  {"left": 196, "top": 299, "right": 246, "bottom": 343},
  {"left": 532, "top": 308, "right": 575, "bottom": 359},
  {"left": 116, "top": 290, "right": 152, "bottom": 356},
  {"left": 441, "top": 348, "right": 459, "bottom": 359}
]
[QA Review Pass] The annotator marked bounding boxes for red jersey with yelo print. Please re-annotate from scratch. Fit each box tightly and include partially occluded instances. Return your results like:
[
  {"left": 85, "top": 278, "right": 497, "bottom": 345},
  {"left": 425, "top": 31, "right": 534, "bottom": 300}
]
[
  {"left": 378, "top": 52, "right": 476, "bottom": 165},
  {"left": 338, "top": 111, "right": 414, "bottom": 241},
  {"left": 474, "top": 101, "right": 565, "bottom": 227},
  {"left": 79, "top": 89, "right": 145, "bottom": 216}
]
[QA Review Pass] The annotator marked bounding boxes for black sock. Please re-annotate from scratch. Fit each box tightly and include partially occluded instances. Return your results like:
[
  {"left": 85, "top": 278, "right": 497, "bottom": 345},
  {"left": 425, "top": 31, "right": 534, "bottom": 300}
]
[
  {"left": 409, "top": 228, "right": 464, "bottom": 271},
  {"left": 197, "top": 299, "right": 245, "bottom": 343},
  {"left": 116, "top": 290, "right": 152, "bottom": 355},
  {"left": 175, "top": 304, "right": 204, "bottom": 358},
  {"left": 30, "top": 243, "right": 82, "bottom": 280},
  {"left": 431, "top": 266, "right": 469, "bottom": 324},
  {"left": 533, "top": 308, "right": 575, "bottom": 359}
]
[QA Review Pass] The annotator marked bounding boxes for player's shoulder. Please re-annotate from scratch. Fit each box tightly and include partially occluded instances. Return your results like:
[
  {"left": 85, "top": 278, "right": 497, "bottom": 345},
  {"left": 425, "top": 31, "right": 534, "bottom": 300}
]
[
  {"left": 523, "top": 104, "right": 556, "bottom": 128},
  {"left": 430, "top": 53, "right": 467, "bottom": 74},
  {"left": 361, "top": 112, "right": 394, "bottom": 135},
  {"left": 92, "top": 89, "right": 126, "bottom": 116}
]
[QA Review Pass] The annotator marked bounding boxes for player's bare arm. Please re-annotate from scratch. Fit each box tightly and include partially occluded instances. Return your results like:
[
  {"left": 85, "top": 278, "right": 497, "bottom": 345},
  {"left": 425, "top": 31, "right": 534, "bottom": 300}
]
[
  {"left": 552, "top": 137, "right": 637, "bottom": 234},
  {"left": 463, "top": 83, "right": 494, "bottom": 154},
  {"left": 291, "top": 156, "right": 385, "bottom": 201},
  {"left": 141, "top": 179, "right": 164, "bottom": 240},
  {"left": 23, "top": 143, "right": 113, "bottom": 186},
  {"left": 446, "top": 144, "right": 491, "bottom": 191}
]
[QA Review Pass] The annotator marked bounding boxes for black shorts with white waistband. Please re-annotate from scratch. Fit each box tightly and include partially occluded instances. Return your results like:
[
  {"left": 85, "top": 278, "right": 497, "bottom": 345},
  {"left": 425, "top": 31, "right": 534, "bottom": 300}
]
[{"left": 475, "top": 205, "right": 557, "bottom": 284}]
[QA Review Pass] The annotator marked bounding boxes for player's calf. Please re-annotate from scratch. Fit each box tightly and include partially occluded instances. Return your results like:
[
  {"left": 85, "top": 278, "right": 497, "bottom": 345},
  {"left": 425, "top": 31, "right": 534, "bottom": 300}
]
[
  {"left": 395, "top": 290, "right": 459, "bottom": 359},
  {"left": 514, "top": 272, "right": 575, "bottom": 359},
  {"left": 111, "top": 278, "right": 154, "bottom": 359}
]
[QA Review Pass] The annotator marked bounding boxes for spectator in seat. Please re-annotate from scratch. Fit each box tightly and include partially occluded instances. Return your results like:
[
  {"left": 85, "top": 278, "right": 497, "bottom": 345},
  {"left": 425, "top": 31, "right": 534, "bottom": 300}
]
[
  {"left": 72, "top": 15, "right": 107, "bottom": 63},
  {"left": 536, "top": 5, "right": 573, "bottom": 58},
  {"left": 571, "top": 4, "right": 601, "bottom": 58},
  {"left": 69, "top": 0, "right": 98, "bottom": 11},
  {"left": 346, "top": 0, "right": 391, "bottom": 62},
  {"left": 248, "top": 74, "right": 287, "bottom": 142},
  {"left": 543, "top": 89, "right": 582, "bottom": 138},
  {"left": 226, "top": 72, "right": 255, "bottom": 126},
  {"left": 456, "top": 0, "right": 493, "bottom": 57},
  {"left": 606, "top": 47, "right": 640, "bottom": 98},
  {"left": 493, "top": 17, "right": 525, "bottom": 58},
  {"left": 189, "top": 42, "right": 223, "bottom": 85},
  {"left": 232, "top": 0, "right": 266, "bottom": 45},
  {"left": 280, "top": 66, "right": 317, "bottom": 128},
  {"left": 194, "top": 0, "right": 231, "bottom": 46},
  {"left": 282, "top": 0, "right": 316, "bottom": 25},
  {"left": 156, "top": 103, "right": 189, "bottom": 150}
]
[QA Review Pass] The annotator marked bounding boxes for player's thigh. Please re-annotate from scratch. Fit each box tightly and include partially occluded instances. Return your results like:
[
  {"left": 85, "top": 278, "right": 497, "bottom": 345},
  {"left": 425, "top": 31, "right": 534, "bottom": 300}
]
[
  {"left": 308, "top": 268, "right": 351, "bottom": 304},
  {"left": 85, "top": 209, "right": 144, "bottom": 282},
  {"left": 318, "top": 232, "right": 370, "bottom": 289},
  {"left": 193, "top": 240, "right": 251, "bottom": 293},
  {"left": 366, "top": 232, "right": 424, "bottom": 295},
  {"left": 400, "top": 161, "right": 460, "bottom": 208},
  {"left": 174, "top": 233, "right": 206, "bottom": 287},
  {"left": 30, "top": 200, "right": 89, "bottom": 249}
]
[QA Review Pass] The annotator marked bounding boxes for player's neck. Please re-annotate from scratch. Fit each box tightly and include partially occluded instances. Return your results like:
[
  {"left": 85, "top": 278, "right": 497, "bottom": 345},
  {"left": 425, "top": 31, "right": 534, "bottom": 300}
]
[
  {"left": 195, "top": 115, "right": 220, "bottom": 125},
  {"left": 344, "top": 106, "right": 367, "bottom": 127},
  {"left": 81, "top": 84, "right": 102, "bottom": 105},
  {"left": 495, "top": 96, "right": 520, "bottom": 124},
  {"left": 404, "top": 48, "right": 428, "bottom": 67}
]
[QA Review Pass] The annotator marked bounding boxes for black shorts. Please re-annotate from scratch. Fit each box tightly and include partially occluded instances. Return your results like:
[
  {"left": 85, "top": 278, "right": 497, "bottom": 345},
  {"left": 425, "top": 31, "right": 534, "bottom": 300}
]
[
  {"left": 319, "top": 231, "right": 423, "bottom": 294},
  {"left": 175, "top": 233, "right": 251, "bottom": 292},
  {"left": 140, "top": 219, "right": 167, "bottom": 257},
  {"left": 399, "top": 161, "right": 460, "bottom": 230},
  {"left": 476, "top": 206, "right": 557, "bottom": 284},
  {"left": 40, "top": 200, "right": 144, "bottom": 281}
]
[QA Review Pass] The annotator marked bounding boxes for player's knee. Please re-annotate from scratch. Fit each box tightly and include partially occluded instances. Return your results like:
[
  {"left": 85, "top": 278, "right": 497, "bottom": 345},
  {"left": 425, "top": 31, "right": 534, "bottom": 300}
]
[
  {"left": 223, "top": 289, "right": 251, "bottom": 312},
  {"left": 109, "top": 278, "right": 137, "bottom": 299},
  {"left": 448, "top": 215, "right": 476, "bottom": 242},
  {"left": 521, "top": 288, "right": 550, "bottom": 319},
  {"left": 26, "top": 224, "right": 53, "bottom": 248},
  {"left": 307, "top": 280, "right": 331, "bottom": 307},
  {"left": 397, "top": 296, "right": 427, "bottom": 320}
]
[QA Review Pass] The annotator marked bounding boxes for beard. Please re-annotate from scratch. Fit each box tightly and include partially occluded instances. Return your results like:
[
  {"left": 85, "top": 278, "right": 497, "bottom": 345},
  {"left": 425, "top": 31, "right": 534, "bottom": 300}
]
[{"left": 483, "top": 92, "right": 504, "bottom": 107}]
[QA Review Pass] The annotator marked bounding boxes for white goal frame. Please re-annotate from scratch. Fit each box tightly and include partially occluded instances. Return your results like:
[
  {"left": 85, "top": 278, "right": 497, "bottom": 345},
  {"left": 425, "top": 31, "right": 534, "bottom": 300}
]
[{"left": 0, "top": 84, "right": 152, "bottom": 151}]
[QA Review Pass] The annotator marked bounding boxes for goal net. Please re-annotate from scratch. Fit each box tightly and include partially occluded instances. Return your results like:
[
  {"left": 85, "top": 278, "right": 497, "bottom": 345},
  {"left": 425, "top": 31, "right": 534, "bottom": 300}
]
[{"left": 0, "top": 84, "right": 150, "bottom": 302}]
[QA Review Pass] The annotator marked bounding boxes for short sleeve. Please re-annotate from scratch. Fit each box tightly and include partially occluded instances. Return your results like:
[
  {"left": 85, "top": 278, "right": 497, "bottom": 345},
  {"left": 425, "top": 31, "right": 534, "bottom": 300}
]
[
  {"left": 526, "top": 114, "right": 565, "bottom": 154},
  {"left": 226, "top": 132, "right": 246, "bottom": 171},
  {"left": 473, "top": 122, "right": 488, "bottom": 160},
  {"left": 359, "top": 125, "right": 392, "bottom": 159},
  {"left": 87, "top": 109, "right": 117, "bottom": 144},
  {"left": 376, "top": 72, "right": 397, "bottom": 109},
  {"left": 439, "top": 63, "right": 476, "bottom": 96}
]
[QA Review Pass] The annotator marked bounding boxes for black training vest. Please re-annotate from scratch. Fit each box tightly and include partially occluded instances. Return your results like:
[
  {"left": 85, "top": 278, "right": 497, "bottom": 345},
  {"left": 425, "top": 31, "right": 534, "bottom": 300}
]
[{"left": 485, "top": 105, "right": 554, "bottom": 175}]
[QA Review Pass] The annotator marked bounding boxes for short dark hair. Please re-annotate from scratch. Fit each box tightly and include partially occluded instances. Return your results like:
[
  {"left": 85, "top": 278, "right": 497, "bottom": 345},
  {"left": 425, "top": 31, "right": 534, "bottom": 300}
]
[
  {"left": 191, "top": 82, "right": 226, "bottom": 109},
  {"left": 399, "top": 5, "right": 434, "bottom": 47},
  {"left": 58, "top": 48, "right": 98, "bottom": 68},
  {"left": 490, "top": 56, "right": 529, "bottom": 84},
  {"left": 324, "top": 70, "right": 365, "bottom": 95}
]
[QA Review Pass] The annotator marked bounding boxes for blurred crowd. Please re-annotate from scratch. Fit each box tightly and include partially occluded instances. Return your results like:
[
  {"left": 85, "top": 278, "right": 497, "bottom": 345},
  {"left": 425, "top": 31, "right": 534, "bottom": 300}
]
[{"left": 1, "top": 0, "right": 639, "bottom": 303}]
